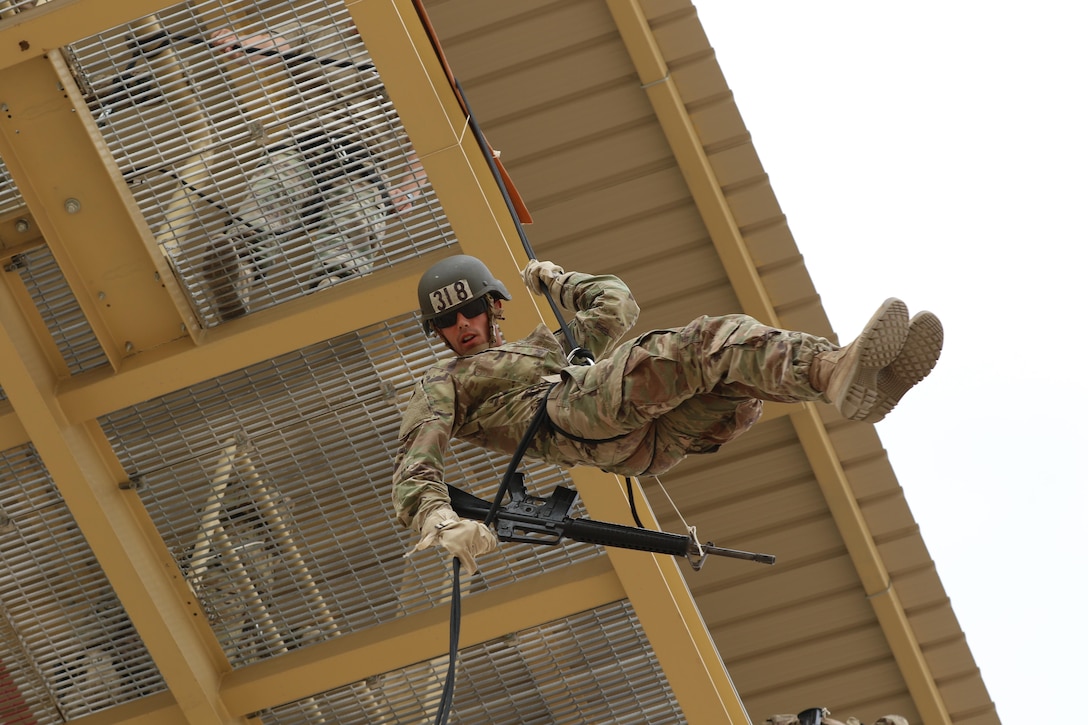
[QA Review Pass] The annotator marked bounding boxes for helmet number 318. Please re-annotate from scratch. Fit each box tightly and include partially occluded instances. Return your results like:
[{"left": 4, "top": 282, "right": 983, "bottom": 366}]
[{"left": 430, "top": 279, "right": 474, "bottom": 313}]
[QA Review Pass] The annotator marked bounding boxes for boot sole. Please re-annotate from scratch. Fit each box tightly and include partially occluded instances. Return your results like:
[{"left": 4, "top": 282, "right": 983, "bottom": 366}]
[
  {"left": 835, "top": 298, "right": 910, "bottom": 420},
  {"left": 865, "top": 311, "right": 943, "bottom": 423}
]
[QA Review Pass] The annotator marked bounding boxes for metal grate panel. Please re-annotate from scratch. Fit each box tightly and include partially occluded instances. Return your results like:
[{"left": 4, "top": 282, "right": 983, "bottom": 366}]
[
  {"left": 260, "top": 600, "right": 686, "bottom": 725},
  {"left": 99, "top": 313, "right": 604, "bottom": 667},
  {"left": 6, "top": 244, "right": 110, "bottom": 376},
  {"left": 0, "top": 157, "right": 26, "bottom": 218},
  {"left": 0, "top": 1, "right": 55, "bottom": 23},
  {"left": 65, "top": 0, "right": 459, "bottom": 328},
  {"left": 0, "top": 444, "right": 167, "bottom": 721},
  {"left": 0, "top": 609, "right": 59, "bottom": 725}
]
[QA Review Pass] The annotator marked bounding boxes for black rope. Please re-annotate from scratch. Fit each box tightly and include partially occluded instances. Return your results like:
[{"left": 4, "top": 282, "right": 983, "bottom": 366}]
[
  {"left": 432, "top": 557, "right": 462, "bottom": 725},
  {"left": 455, "top": 78, "right": 590, "bottom": 364},
  {"left": 482, "top": 385, "right": 556, "bottom": 527},
  {"left": 625, "top": 477, "right": 646, "bottom": 529},
  {"left": 432, "top": 80, "right": 592, "bottom": 723}
]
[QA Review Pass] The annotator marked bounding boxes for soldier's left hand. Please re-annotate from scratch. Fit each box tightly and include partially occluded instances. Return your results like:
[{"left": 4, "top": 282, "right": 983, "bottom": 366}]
[{"left": 521, "top": 259, "right": 564, "bottom": 296}]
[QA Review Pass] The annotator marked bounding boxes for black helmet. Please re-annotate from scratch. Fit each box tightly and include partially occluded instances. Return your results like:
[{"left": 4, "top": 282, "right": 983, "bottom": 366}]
[{"left": 417, "top": 254, "right": 511, "bottom": 330}]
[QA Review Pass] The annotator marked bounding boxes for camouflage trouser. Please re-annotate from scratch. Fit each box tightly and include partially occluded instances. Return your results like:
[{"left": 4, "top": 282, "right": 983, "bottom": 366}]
[{"left": 543, "top": 314, "right": 835, "bottom": 475}]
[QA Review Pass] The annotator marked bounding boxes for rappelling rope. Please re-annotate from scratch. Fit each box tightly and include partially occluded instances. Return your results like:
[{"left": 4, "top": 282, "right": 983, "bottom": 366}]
[
  {"left": 455, "top": 80, "right": 588, "bottom": 362},
  {"left": 432, "top": 80, "right": 583, "bottom": 725},
  {"left": 626, "top": 474, "right": 697, "bottom": 540}
]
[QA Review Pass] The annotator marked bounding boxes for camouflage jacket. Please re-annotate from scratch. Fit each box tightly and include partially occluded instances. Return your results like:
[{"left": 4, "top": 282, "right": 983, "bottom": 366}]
[{"left": 392, "top": 272, "right": 639, "bottom": 529}]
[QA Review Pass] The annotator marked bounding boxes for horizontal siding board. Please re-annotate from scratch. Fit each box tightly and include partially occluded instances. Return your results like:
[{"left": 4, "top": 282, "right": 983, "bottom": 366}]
[
  {"left": 651, "top": 12, "right": 713, "bottom": 65},
  {"left": 429, "top": 0, "right": 614, "bottom": 76},
  {"left": 744, "top": 221, "right": 801, "bottom": 268},
  {"left": 912, "top": 609, "right": 968, "bottom": 654},
  {"left": 777, "top": 303, "right": 835, "bottom": 340},
  {"left": 729, "top": 625, "right": 895, "bottom": 697},
  {"left": 860, "top": 492, "right": 917, "bottom": 538},
  {"left": 508, "top": 122, "right": 675, "bottom": 201},
  {"left": 696, "top": 555, "right": 863, "bottom": 624},
  {"left": 940, "top": 672, "right": 999, "bottom": 717},
  {"left": 740, "top": 659, "right": 914, "bottom": 725},
  {"left": 894, "top": 568, "right": 952, "bottom": 610},
  {"left": 421, "top": 0, "right": 559, "bottom": 38},
  {"left": 527, "top": 166, "right": 693, "bottom": 235},
  {"left": 923, "top": 638, "right": 982, "bottom": 680},
  {"left": 761, "top": 259, "right": 821, "bottom": 309},
  {"left": 825, "top": 423, "right": 886, "bottom": 465},
  {"left": 712, "top": 589, "right": 875, "bottom": 660},
  {"left": 951, "top": 710, "right": 1002, "bottom": 725},
  {"left": 672, "top": 53, "right": 733, "bottom": 104},
  {"left": 844, "top": 454, "right": 905, "bottom": 498},
  {"left": 707, "top": 141, "right": 766, "bottom": 187},
  {"left": 490, "top": 85, "right": 655, "bottom": 159},
  {"left": 724, "top": 178, "right": 787, "bottom": 229},
  {"left": 690, "top": 99, "right": 752, "bottom": 150},
  {"left": 632, "top": 284, "right": 742, "bottom": 333},
  {"left": 876, "top": 531, "right": 932, "bottom": 573},
  {"left": 526, "top": 202, "right": 706, "bottom": 274},
  {"left": 461, "top": 42, "right": 637, "bottom": 120}
]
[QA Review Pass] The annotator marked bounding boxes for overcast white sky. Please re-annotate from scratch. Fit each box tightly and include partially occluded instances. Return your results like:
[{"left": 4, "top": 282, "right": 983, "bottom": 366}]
[{"left": 693, "top": 2, "right": 1088, "bottom": 723}]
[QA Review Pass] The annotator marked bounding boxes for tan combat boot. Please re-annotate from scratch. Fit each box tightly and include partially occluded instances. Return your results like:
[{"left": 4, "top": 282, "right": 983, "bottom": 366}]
[
  {"left": 868, "top": 311, "right": 943, "bottom": 423},
  {"left": 810, "top": 298, "right": 909, "bottom": 420}
]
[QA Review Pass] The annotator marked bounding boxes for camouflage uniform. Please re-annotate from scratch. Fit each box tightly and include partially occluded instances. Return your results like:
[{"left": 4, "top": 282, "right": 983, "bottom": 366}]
[{"left": 393, "top": 271, "right": 837, "bottom": 529}]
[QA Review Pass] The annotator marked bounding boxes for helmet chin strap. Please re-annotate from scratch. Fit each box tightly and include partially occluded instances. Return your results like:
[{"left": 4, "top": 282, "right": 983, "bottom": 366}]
[{"left": 487, "top": 300, "right": 505, "bottom": 347}]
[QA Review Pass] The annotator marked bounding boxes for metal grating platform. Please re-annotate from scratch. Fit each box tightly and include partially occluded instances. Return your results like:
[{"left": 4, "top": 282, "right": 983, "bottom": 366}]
[
  {"left": 5, "top": 244, "right": 110, "bottom": 376},
  {"left": 0, "top": 158, "right": 25, "bottom": 218},
  {"left": 64, "top": 0, "right": 459, "bottom": 328},
  {"left": 259, "top": 600, "right": 685, "bottom": 725},
  {"left": 0, "top": 444, "right": 166, "bottom": 721}
]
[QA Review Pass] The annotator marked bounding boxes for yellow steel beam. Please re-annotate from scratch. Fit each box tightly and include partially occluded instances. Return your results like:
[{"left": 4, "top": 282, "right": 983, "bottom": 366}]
[
  {"left": 347, "top": 0, "right": 469, "bottom": 163},
  {"left": 220, "top": 557, "right": 624, "bottom": 716},
  {"left": 792, "top": 412, "right": 951, "bottom": 724},
  {"left": 574, "top": 468, "right": 748, "bottom": 725},
  {"left": 603, "top": 2, "right": 951, "bottom": 723},
  {"left": 0, "top": 53, "right": 192, "bottom": 367},
  {"left": 69, "top": 692, "right": 188, "bottom": 725},
  {"left": 0, "top": 272, "right": 242, "bottom": 724},
  {"left": 55, "top": 250, "right": 438, "bottom": 423},
  {"left": 0, "top": 207, "right": 40, "bottom": 251},
  {"left": 0, "top": 0, "right": 181, "bottom": 71},
  {"left": 0, "top": 405, "right": 26, "bottom": 449},
  {"left": 1, "top": 248, "right": 70, "bottom": 376}
]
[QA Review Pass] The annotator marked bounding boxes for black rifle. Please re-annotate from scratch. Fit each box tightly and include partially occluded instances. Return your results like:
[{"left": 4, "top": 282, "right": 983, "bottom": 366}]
[{"left": 447, "top": 472, "right": 775, "bottom": 570}]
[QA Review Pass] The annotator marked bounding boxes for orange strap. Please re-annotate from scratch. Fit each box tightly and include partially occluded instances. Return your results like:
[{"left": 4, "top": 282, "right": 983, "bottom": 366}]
[{"left": 411, "top": 0, "right": 533, "bottom": 224}]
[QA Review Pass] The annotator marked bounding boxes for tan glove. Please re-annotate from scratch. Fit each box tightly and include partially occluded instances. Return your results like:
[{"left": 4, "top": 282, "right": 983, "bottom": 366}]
[
  {"left": 521, "top": 259, "right": 565, "bottom": 297},
  {"left": 406, "top": 502, "right": 497, "bottom": 576}
]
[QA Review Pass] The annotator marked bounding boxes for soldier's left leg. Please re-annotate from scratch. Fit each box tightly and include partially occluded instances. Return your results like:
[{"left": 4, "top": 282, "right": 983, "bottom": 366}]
[
  {"left": 640, "top": 393, "right": 765, "bottom": 475},
  {"left": 550, "top": 313, "right": 832, "bottom": 444}
]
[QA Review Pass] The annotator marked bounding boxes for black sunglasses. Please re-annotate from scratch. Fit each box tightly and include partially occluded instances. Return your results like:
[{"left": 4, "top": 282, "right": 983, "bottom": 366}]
[{"left": 433, "top": 297, "right": 490, "bottom": 329}]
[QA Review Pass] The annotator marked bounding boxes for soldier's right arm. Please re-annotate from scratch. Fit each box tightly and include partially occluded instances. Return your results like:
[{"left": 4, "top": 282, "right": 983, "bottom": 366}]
[
  {"left": 391, "top": 377, "right": 455, "bottom": 531},
  {"left": 555, "top": 272, "right": 640, "bottom": 360}
]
